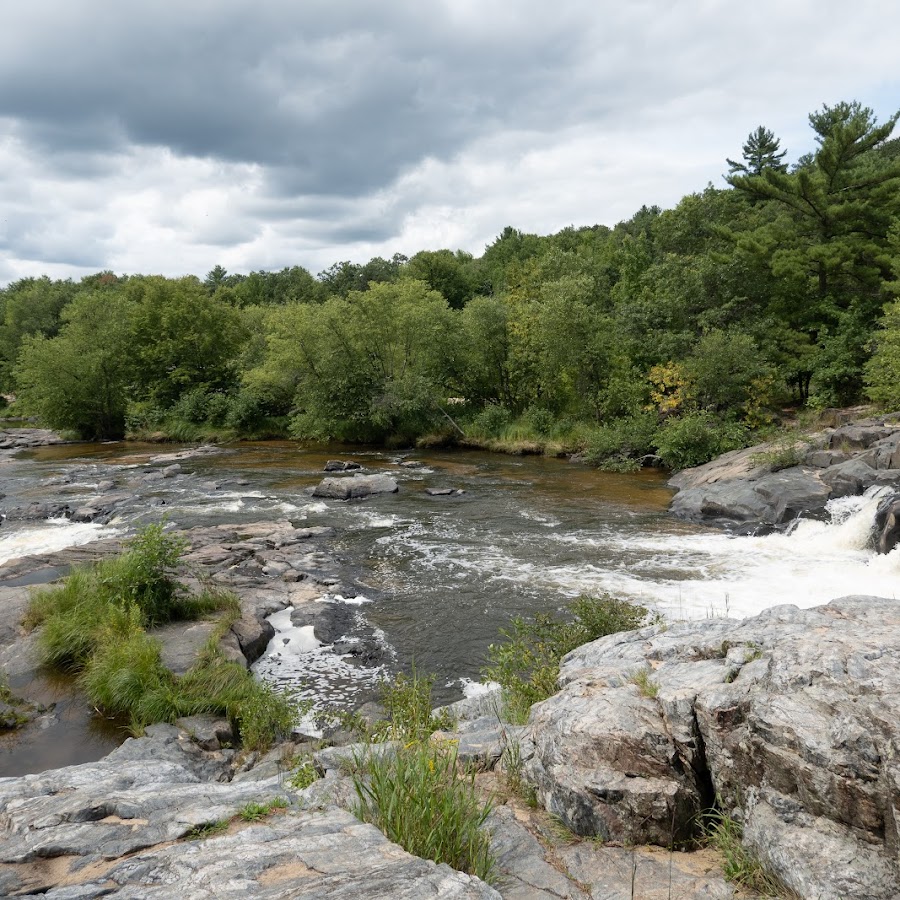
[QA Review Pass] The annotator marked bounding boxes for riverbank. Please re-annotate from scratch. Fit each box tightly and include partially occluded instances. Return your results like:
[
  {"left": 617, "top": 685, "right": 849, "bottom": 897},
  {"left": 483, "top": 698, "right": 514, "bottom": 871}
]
[{"left": 2, "top": 427, "right": 900, "bottom": 897}]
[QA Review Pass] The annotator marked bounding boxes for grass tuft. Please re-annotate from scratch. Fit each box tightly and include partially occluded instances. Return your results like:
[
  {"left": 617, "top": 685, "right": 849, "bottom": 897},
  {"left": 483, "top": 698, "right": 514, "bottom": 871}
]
[
  {"left": 352, "top": 740, "right": 496, "bottom": 884},
  {"left": 628, "top": 667, "right": 660, "bottom": 698},
  {"left": 701, "top": 807, "right": 793, "bottom": 896}
]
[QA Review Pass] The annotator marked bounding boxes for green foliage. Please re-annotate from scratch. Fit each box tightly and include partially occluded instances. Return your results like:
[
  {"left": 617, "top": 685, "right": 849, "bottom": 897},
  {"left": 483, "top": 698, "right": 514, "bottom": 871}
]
[
  {"left": 351, "top": 741, "right": 496, "bottom": 884},
  {"left": 27, "top": 524, "right": 294, "bottom": 751},
  {"left": 484, "top": 594, "right": 651, "bottom": 724},
  {"left": 380, "top": 668, "right": 447, "bottom": 742},
  {"left": 582, "top": 412, "right": 658, "bottom": 472},
  {"left": 470, "top": 404, "right": 513, "bottom": 439},
  {"left": 238, "top": 798, "right": 289, "bottom": 822},
  {"left": 14, "top": 290, "right": 134, "bottom": 439},
  {"left": 289, "top": 758, "right": 320, "bottom": 790},
  {"left": 701, "top": 808, "right": 790, "bottom": 896},
  {"left": 654, "top": 412, "right": 748, "bottom": 470}
]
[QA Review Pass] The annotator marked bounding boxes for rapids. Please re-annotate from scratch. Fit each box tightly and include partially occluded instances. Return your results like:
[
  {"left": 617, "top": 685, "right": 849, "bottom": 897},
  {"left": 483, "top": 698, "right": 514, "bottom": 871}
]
[{"left": 2, "top": 441, "right": 898, "bottom": 713}]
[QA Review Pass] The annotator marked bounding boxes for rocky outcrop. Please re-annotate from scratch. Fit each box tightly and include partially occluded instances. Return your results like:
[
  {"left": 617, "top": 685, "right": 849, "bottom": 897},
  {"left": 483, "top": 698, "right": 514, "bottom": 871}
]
[
  {"left": 525, "top": 595, "right": 900, "bottom": 899},
  {"left": 313, "top": 473, "right": 399, "bottom": 500},
  {"left": 0, "top": 428, "right": 65, "bottom": 449},
  {"left": 669, "top": 416, "right": 900, "bottom": 530},
  {"left": 0, "top": 725, "right": 499, "bottom": 899}
]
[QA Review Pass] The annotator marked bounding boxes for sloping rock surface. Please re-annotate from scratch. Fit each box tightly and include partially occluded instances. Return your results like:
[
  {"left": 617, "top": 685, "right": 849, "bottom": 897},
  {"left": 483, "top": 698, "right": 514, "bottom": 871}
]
[
  {"left": 526, "top": 595, "right": 900, "bottom": 900},
  {"left": 0, "top": 726, "right": 499, "bottom": 899},
  {"left": 668, "top": 417, "right": 900, "bottom": 530}
]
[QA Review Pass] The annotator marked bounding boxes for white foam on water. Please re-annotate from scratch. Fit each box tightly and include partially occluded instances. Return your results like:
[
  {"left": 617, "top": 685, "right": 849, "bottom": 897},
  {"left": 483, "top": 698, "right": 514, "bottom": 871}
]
[
  {"left": 373, "top": 484, "right": 900, "bottom": 623},
  {"left": 253, "top": 604, "right": 385, "bottom": 713},
  {"left": 0, "top": 519, "right": 119, "bottom": 567},
  {"left": 316, "top": 593, "right": 373, "bottom": 606},
  {"left": 458, "top": 677, "right": 500, "bottom": 698}
]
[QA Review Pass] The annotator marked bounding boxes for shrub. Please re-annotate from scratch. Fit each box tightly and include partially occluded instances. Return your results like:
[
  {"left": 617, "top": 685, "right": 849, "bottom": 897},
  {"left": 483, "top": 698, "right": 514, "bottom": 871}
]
[
  {"left": 352, "top": 741, "right": 495, "bottom": 883},
  {"left": 583, "top": 412, "right": 658, "bottom": 472},
  {"left": 484, "top": 594, "right": 651, "bottom": 723},
  {"left": 654, "top": 412, "right": 748, "bottom": 470},
  {"left": 471, "top": 404, "right": 513, "bottom": 438},
  {"left": 523, "top": 407, "right": 555, "bottom": 437}
]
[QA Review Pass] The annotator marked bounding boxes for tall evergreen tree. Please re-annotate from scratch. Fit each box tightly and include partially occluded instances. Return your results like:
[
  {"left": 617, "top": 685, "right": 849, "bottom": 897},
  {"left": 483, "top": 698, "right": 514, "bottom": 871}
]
[{"left": 727, "top": 125, "right": 788, "bottom": 176}]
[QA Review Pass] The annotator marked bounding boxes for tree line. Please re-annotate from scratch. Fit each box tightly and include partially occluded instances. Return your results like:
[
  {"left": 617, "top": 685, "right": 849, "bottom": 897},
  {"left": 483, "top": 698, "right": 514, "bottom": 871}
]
[{"left": 3, "top": 101, "right": 900, "bottom": 470}]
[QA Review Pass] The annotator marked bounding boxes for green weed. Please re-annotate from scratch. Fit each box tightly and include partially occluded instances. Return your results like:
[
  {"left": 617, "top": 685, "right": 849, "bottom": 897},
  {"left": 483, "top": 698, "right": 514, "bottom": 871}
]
[
  {"left": 628, "top": 667, "right": 660, "bottom": 698},
  {"left": 351, "top": 741, "right": 496, "bottom": 884},
  {"left": 183, "top": 820, "right": 229, "bottom": 840},
  {"left": 484, "top": 594, "right": 652, "bottom": 724},
  {"left": 701, "top": 808, "right": 792, "bottom": 896},
  {"left": 238, "top": 797, "right": 289, "bottom": 822}
]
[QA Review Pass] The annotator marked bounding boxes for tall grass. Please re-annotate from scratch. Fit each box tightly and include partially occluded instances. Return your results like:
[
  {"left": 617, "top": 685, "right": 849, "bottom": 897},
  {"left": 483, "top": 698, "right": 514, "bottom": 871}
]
[
  {"left": 484, "top": 594, "right": 653, "bottom": 723},
  {"left": 346, "top": 668, "right": 495, "bottom": 882},
  {"left": 353, "top": 741, "right": 495, "bottom": 883},
  {"left": 26, "top": 523, "right": 295, "bottom": 751}
]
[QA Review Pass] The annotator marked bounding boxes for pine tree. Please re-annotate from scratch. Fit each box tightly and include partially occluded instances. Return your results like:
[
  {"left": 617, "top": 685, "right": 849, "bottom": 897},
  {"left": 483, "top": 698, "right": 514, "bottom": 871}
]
[{"left": 727, "top": 126, "right": 788, "bottom": 177}]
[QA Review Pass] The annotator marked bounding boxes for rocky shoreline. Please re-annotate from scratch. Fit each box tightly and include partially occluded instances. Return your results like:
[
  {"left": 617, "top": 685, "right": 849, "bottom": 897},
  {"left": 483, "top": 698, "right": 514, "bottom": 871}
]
[
  {"left": 667, "top": 415, "right": 900, "bottom": 545},
  {"left": 2, "top": 428, "right": 900, "bottom": 897}
]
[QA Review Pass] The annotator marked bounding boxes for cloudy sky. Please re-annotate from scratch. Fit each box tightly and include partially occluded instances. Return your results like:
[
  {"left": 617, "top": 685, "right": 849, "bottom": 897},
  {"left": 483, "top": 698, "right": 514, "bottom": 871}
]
[{"left": 1, "top": 0, "right": 899, "bottom": 285}]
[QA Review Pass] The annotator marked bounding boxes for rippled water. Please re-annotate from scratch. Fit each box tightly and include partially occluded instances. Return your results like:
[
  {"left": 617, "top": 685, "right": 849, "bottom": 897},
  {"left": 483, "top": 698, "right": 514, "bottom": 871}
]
[{"left": 3, "top": 440, "right": 899, "bottom": 716}]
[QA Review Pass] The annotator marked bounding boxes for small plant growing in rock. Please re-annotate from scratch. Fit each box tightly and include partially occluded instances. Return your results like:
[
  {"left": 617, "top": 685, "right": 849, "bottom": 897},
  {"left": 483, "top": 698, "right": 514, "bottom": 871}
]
[
  {"left": 701, "top": 807, "right": 791, "bottom": 897},
  {"left": 628, "top": 667, "right": 660, "bottom": 698},
  {"left": 183, "top": 820, "right": 229, "bottom": 840},
  {"left": 288, "top": 758, "right": 319, "bottom": 790},
  {"left": 238, "top": 797, "right": 289, "bottom": 822}
]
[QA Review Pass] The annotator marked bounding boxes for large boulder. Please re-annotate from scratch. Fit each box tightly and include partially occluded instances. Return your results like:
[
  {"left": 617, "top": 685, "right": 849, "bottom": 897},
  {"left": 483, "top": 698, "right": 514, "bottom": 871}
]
[
  {"left": 313, "top": 474, "right": 399, "bottom": 500},
  {"left": 873, "top": 493, "right": 900, "bottom": 554},
  {"left": 526, "top": 596, "right": 900, "bottom": 899}
]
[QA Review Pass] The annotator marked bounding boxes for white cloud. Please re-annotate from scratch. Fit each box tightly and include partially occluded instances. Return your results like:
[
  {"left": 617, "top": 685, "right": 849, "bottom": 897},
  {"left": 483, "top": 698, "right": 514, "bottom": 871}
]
[{"left": 1, "top": 0, "right": 898, "bottom": 283}]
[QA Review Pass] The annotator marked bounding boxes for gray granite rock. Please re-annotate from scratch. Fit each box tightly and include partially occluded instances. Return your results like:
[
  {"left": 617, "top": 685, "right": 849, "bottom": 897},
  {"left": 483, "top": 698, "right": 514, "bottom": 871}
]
[
  {"left": 526, "top": 596, "right": 900, "bottom": 899},
  {"left": 313, "top": 474, "right": 399, "bottom": 500}
]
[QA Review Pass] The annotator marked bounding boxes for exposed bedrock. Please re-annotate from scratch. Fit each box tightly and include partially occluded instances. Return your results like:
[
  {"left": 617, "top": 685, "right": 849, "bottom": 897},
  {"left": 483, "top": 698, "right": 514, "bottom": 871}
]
[
  {"left": 525, "top": 595, "right": 900, "bottom": 899},
  {"left": 669, "top": 418, "right": 900, "bottom": 539}
]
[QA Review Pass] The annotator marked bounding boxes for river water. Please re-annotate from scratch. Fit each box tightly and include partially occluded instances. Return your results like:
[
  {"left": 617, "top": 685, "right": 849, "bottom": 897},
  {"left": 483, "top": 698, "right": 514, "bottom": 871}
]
[{"left": 2, "top": 440, "right": 899, "bottom": 724}]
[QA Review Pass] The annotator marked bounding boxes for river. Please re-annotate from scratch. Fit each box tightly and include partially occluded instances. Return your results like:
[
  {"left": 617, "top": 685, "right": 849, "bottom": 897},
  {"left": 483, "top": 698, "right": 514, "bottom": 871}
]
[{"left": 2, "top": 440, "right": 899, "bottom": 749}]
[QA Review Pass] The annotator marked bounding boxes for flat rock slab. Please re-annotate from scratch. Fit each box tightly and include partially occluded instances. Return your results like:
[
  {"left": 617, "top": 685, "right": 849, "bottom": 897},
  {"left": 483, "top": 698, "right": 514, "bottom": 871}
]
[
  {"left": 0, "top": 726, "right": 498, "bottom": 898},
  {"left": 39, "top": 809, "right": 500, "bottom": 899},
  {"left": 558, "top": 844, "right": 734, "bottom": 900}
]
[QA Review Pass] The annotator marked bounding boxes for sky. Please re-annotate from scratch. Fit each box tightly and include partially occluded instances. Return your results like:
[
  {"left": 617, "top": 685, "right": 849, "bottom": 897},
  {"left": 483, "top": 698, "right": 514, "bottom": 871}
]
[{"left": 1, "top": 0, "right": 899, "bottom": 286}]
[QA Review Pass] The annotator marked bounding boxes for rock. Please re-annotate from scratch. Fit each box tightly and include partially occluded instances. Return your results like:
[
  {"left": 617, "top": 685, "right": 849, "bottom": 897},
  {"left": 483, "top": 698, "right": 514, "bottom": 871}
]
[
  {"left": 820, "top": 457, "right": 879, "bottom": 497},
  {"left": 873, "top": 494, "right": 900, "bottom": 554},
  {"left": 751, "top": 468, "right": 831, "bottom": 523},
  {"left": 426, "top": 487, "right": 456, "bottom": 496},
  {"left": 151, "top": 620, "right": 220, "bottom": 675},
  {"left": 488, "top": 804, "right": 589, "bottom": 899},
  {"left": 829, "top": 424, "right": 896, "bottom": 451},
  {"left": 526, "top": 596, "right": 900, "bottom": 898},
  {"left": 399, "top": 460, "right": 424, "bottom": 468},
  {"left": 558, "top": 844, "right": 735, "bottom": 899},
  {"left": 313, "top": 474, "right": 399, "bottom": 500},
  {"left": 231, "top": 615, "right": 275, "bottom": 664},
  {"left": 175, "top": 714, "right": 235, "bottom": 751},
  {"left": 324, "top": 459, "right": 362, "bottom": 472}
]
